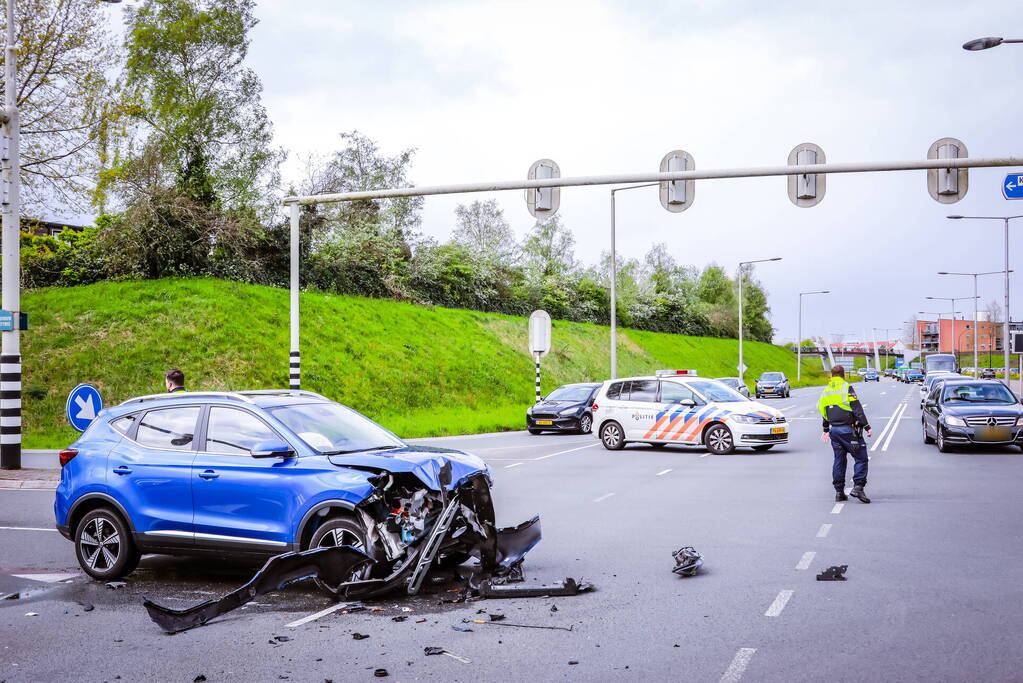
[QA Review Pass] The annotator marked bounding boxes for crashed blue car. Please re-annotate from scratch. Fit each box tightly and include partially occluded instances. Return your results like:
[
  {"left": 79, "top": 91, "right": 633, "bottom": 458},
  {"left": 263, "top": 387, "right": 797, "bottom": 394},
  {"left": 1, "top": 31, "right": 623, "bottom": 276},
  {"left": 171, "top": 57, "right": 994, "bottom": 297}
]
[{"left": 55, "top": 390, "right": 540, "bottom": 599}]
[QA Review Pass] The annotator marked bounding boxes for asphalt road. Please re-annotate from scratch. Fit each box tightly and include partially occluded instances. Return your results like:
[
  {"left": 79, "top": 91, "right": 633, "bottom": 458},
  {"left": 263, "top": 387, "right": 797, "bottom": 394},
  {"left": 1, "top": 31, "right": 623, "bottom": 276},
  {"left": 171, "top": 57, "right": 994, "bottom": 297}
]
[{"left": 2, "top": 380, "right": 1022, "bottom": 682}]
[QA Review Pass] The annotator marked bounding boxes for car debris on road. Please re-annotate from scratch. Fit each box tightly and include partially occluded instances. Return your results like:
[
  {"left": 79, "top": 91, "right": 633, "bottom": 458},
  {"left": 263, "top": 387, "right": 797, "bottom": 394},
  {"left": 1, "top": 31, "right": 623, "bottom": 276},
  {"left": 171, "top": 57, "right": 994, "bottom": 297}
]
[
  {"left": 816, "top": 565, "right": 848, "bottom": 581},
  {"left": 671, "top": 546, "right": 703, "bottom": 576}
]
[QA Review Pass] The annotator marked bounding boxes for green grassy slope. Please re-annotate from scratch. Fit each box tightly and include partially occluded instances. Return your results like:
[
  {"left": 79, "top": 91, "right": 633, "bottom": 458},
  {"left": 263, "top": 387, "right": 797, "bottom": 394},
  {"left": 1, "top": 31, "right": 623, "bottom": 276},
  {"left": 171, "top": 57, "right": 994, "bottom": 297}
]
[{"left": 22, "top": 278, "right": 829, "bottom": 448}]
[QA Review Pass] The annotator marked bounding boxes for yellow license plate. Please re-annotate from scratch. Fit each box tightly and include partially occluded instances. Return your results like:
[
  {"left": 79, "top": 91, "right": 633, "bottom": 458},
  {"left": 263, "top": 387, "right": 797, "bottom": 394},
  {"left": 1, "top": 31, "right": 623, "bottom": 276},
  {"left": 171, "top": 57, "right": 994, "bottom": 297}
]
[
  {"left": 771, "top": 427, "right": 786, "bottom": 435},
  {"left": 536, "top": 420, "right": 553, "bottom": 426}
]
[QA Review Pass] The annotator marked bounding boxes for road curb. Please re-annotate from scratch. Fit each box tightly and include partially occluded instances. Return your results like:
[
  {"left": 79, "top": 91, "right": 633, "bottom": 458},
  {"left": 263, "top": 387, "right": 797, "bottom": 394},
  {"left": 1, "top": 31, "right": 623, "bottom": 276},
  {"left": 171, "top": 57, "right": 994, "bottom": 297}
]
[{"left": 0, "top": 479, "right": 56, "bottom": 490}]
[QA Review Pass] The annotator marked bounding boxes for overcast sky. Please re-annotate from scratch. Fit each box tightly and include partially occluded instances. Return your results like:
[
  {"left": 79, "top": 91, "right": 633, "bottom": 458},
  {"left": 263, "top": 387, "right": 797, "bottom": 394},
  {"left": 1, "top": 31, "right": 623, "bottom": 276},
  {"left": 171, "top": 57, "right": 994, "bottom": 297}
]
[{"left": 140, "top": 1, "right": 1023, "bottom": 343}]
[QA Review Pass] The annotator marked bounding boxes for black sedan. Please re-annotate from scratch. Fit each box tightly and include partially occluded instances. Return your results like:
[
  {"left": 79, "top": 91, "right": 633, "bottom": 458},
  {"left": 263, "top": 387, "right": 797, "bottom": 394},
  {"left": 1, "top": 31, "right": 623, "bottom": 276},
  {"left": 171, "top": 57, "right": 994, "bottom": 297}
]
[
  {"left": 921, "top": 379, "right": 1023, "bottom": 453},
  {"left": 526, "top": 382, "right": 602, "bottom": 434}
]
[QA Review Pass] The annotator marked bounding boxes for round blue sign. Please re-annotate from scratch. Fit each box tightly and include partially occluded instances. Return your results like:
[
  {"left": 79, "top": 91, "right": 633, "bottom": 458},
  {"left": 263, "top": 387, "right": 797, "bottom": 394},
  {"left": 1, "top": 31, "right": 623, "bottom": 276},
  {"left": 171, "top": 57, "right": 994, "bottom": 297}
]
[{"left": 66, "top": 384, "right": 103, "bottom": 432}]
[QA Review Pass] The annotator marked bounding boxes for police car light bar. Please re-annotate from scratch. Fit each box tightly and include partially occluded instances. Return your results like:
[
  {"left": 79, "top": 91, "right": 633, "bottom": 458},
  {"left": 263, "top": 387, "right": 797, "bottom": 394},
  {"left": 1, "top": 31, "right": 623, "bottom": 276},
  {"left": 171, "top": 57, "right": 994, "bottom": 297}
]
[{"left": 656, "top": 369, "right": 698, "bottom": 377}]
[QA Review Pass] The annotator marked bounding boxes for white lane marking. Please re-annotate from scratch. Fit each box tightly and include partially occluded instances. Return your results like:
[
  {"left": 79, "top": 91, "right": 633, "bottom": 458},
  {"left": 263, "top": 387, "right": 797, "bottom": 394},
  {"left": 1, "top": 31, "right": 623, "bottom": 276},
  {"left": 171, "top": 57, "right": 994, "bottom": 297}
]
[
  {"left": 764, "top": 589, "right": 794, "bottom": 617},
  {"left": 880, "top": 392, "right": 887, "bottom": 395},
  {"left": 592, "top": 492, "right": 615, "bottom": 503},
  {"left": 795, "top": 552, "right": 816, "bottom": 571},
  {"left": 504, "top": 462, "right": 523, "bottom": 469},
  {"left": 286, "top": 601, "right": 359, "bottom": 628},
  {"left": 831, "top": 503, "right": 844, "bottom": 514},
  {"left": 870, "top": 403, "right": 900, "bottom": 451},
  {"left": 12, "top": 572, "right": 80, "bottom": 583},
  {"left": 816, "top": 523, "right": 832, "bottom": 538},
  {"left": 0, "top": 526, "right": 57, "bottom": 532},
  {"left": 719, "top": 648, "right": 757, "bottom": 683},
  {"left": 880, "top": 403, "right": 906, "bottom": 452},
  {"left": 655, "top": 468, "right": 672, "bottom": 476},
  {"left": 532, "top": 443, "right": 600, "bottom": 461},
  {"left": 699, "top": 453, "right": 711, "bottom": 458},
  {"left": 472, "top": 439, "right": 593, "bottom": 453}
]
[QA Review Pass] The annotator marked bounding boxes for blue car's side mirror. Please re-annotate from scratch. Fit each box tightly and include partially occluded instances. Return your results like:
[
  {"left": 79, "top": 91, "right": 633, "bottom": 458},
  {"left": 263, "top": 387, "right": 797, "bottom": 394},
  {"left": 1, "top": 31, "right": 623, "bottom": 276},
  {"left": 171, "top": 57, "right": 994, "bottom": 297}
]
[{"left": 250, "top": 439, "right": 295, "bottom": 459}]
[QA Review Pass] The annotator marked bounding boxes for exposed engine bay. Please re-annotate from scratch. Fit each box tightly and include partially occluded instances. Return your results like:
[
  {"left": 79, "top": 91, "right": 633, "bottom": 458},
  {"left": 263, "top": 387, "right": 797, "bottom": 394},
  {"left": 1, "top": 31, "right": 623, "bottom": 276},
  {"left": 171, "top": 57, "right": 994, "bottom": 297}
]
[{"left": 143, "top": 467, "right": 562, "bottom": 633}]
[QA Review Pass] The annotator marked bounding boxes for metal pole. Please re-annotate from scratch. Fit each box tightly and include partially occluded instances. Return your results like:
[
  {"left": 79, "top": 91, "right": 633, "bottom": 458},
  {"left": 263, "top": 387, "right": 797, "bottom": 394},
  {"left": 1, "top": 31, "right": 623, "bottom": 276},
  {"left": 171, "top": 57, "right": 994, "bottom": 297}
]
[
  {"left": 289, "top": 202, "right": 300, "bottom": 390},
  {"left": 973, "top": 275, "right": 979, "bottom": 374},
  {"left": 1005, "top": 218, "right": 1011, "bottom": 380},
  {"left": 534, "top": 352, "right": 541, "bottom": 403},
  {"left": 609, "top": 192, "right": 616, "bottom": 380},
  {"left": 797, "top": 295, "right": 802, "bottom": 382},
  {"left": 1, "top": 0, "right": 22, "bottom": 470},
  {"left": 738, "top": 266, "right": 744, "bottom": 381}
]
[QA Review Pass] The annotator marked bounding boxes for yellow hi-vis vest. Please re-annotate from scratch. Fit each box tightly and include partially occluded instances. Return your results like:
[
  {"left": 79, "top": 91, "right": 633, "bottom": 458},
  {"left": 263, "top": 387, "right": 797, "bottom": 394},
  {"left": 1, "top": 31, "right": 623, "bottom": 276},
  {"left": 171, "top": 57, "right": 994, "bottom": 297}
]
[{"left": 818, "top": 377, "right": 853, "bottom": 418}]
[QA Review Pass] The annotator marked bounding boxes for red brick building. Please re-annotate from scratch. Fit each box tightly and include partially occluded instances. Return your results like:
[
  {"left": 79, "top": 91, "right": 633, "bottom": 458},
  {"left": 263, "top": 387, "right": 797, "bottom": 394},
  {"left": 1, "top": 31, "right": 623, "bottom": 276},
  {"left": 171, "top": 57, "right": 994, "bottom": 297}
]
[{"left": 915, "top": 319, "right": 1002, "bottom": 353}]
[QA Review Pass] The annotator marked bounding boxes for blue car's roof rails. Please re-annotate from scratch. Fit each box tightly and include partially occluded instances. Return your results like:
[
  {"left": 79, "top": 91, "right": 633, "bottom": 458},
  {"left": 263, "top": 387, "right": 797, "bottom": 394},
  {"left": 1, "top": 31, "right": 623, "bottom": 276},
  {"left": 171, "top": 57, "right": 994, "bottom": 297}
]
[
  {"left": 120, "top": 391, "right": 255, "bottom": 405},
  {"left": 239, "top": 390, "right": 330, "bottom": 401}
]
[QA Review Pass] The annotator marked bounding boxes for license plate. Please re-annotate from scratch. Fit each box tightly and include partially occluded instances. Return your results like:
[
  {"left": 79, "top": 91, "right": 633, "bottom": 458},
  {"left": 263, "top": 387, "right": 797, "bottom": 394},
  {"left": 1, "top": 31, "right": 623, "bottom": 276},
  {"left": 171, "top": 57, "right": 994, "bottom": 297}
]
[
  {"left": 764, "top": 389, "right": 775, "bottom": 393},
  {"left": 975, "top": 426, "right": 1010, "bottom": 442},
  {"left": 771, "top": 427, "right": 786, "bottom": 435},
  {"left": 536, "top": 420, "right": 553, "bottom": 426}
]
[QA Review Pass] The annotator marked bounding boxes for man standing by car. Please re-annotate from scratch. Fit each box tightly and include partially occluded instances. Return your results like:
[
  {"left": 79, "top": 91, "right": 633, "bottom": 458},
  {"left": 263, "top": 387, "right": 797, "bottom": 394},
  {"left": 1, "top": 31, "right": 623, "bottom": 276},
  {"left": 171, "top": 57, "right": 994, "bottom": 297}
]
[
  {"left": 818, "top": 365, "right": 872, "bottom": 503},
  {"left": 164, "top": 368, "right": 186, "bottom": 393}
]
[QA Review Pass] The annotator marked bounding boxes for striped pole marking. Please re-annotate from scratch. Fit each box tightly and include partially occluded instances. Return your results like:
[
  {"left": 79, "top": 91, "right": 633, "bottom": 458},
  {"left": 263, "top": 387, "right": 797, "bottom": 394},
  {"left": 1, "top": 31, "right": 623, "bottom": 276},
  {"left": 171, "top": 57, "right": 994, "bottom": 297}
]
[
  {"left": 535, "top": 352, "right": 541, "bottom": 403},
  {"left": 0, "top": 354, "right": 21, "bottom": 469},
  {"left": 289, "top": 351, "right": 300, "bottom": 390}
]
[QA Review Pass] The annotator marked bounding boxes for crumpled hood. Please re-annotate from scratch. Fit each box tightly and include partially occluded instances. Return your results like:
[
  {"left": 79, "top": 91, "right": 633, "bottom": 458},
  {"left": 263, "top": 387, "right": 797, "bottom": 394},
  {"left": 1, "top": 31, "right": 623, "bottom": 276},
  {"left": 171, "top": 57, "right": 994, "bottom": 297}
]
[{"left": 327, "top": 445, "right": 489, "bottom": 491}]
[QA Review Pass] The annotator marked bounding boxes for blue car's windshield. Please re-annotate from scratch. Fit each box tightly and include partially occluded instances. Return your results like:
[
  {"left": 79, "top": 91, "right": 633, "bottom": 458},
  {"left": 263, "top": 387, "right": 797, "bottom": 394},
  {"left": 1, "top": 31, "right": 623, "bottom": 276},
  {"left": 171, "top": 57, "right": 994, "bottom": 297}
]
[
  {"left": 546, "top": 385, "right": 596, "bottom": 402},
  {"left": 267, "top": 403, "right": 403, "bottom": 454}
]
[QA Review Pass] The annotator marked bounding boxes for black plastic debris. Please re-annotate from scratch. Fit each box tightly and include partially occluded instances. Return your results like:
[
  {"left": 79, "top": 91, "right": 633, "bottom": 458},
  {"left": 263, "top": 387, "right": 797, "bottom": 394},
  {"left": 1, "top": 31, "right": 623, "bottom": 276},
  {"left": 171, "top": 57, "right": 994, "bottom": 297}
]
[
  {"left": 568, "top": 660, "right": 579, "bottom": 665},
  {"left": 374, "top": 669, "right": 389, "bottom": 678},
  {"left": 77, "top": 601, "right": 94, "bottom": 612},
  {"left": 194, "top": 676, "right": 207, "bottom": 683},
  {"left": 816, "top": 565, "right": 848, "bottom": 581},
  {"left": 550, "top": 605, "right": 558, "bottom": 613},
  {"left": 273, "top": 635, "right": 290, "bottom": 642},
  {"left": 352, "top": 632, "right": 370, "bottom": 640},
  {"left": 671, "top": 547, "right": 703, "bottom": 577},
  {"left": 391, "top": 615, "right": 408, "bottom": 622},
  {"left": 478, "top": 577, "right": 593, "bottom": 599},
  {"left": 488, "top": 613, "right": 506, "bottom": 622},
  {"left": 105, "top": 581, "right": 127, "bottom": 590},
  {"left": 424, "top": 647, "right": 445, "bottom": 656}
]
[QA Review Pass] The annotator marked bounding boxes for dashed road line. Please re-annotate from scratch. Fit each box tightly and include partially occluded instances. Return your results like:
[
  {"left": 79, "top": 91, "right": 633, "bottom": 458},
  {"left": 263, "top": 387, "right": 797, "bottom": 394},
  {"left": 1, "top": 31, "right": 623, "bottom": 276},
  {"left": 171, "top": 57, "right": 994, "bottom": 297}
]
[
  {"left": 831, "top": 503, "right": 844, "bottom": 514},
  {"left": 795, "top": 551, "right": 816, "bottom": 570},
  {"left": 504, "top": 462, "right": 523, "bottom": 469},
  {"left": 532, "top": 443, "right": 600, "bottom": 461},
  {"left": 719, "top": 648, "right": 757, "bottom": 683},
  {"left": 592, "top": 492, "right": 615, "bottom": 503},
  {"left": 655, "top": 468, "right": 672, "bottom": 476},
  {"left": 764, "top": 589, "right": 794, "bottom": 617},
  {"left": 699, "top": 453, "right": 711, "bottom": 458},
  {"left": 816, "top": 523, "right": 832, "bottom": 538}
]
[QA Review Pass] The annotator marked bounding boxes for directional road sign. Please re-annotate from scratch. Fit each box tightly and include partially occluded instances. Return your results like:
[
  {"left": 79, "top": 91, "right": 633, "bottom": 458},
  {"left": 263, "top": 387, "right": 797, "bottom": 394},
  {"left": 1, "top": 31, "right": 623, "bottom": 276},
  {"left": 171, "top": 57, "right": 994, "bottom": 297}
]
[
  {"left": 1003, "top": 173, "right": 1023, "bottom": 199},
  {"left": 66, "top": 384, "right": 103, "bottom": 432}
]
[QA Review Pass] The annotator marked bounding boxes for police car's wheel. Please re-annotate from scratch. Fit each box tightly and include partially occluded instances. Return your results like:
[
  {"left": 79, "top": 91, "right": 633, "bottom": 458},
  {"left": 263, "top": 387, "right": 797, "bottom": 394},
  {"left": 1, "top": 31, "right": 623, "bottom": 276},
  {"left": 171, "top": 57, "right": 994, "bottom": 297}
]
[
  {"left": 922, "top": 419, "right": 934, "bottom": 444},
  {"left": 578, "top": 414, "right": 593, "bottom": 434},
  {"left": 704, "top": 424, "right": 735, "bottom": 455},
  {"left": 75, "top": 508, "right": 140, "bottom": 580},
  {"left": 600, "top": 422, "right": 625, "bottom": 450}
]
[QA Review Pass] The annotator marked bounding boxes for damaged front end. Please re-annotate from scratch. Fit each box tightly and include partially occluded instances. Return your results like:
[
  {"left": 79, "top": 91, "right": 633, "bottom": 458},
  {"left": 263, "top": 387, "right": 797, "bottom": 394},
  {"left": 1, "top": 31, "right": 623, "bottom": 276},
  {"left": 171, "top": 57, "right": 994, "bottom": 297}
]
[{"left": 144, "top": 461, "right": 544, "bottom": 632}]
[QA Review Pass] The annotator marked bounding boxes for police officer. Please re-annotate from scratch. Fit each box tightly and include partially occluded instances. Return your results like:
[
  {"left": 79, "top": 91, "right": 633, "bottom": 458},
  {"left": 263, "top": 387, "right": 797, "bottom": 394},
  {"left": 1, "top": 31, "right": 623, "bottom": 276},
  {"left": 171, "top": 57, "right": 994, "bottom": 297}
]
[
  {"left": 818, "top": 365, "right": 872, "bottom": 503},
  {"left": 164, "top": 368, "right": 187, "bottom": 393}
]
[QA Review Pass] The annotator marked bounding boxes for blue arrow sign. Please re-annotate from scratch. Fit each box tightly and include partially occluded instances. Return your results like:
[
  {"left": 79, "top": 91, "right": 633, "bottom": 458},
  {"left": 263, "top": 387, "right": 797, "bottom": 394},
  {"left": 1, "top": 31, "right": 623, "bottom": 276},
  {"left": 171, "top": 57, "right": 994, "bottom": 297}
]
[
  {"left": 1004, "top": 173, "right": 1023, "bottom": 199},
  {"left": 66, "top": 384, "right": 103, "bottom": 432}
]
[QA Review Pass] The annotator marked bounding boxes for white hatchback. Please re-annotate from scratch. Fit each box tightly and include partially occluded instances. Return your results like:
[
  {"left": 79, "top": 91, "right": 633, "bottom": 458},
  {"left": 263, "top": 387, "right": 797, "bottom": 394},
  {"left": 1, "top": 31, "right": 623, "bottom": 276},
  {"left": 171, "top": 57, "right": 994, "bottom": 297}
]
[{"left": 592, "top": 375, "right": 788, "bottom": 454}]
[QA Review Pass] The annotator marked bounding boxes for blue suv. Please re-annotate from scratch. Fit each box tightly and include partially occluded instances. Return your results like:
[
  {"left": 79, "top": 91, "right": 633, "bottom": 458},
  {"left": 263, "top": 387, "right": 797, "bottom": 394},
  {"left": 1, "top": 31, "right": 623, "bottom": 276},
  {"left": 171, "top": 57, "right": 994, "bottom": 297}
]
[{"left": 55, "top": 390, "right": 498, "bottom": 582}]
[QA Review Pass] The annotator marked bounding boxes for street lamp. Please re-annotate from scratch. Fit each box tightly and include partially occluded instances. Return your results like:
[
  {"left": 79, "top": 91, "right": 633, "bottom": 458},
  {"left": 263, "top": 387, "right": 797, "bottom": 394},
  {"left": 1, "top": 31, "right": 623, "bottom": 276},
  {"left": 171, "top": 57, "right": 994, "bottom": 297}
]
[
  {"left": 608, "top": 182, "right": 658, "bottom": 379},
  {"left": 962, "top": 36, "right": 1023, "bottom": 51},
  {"left": 918, "top": 311, "right": 963, "bottom": 353},
  {"left": 937, "top": 269, "right": 1012, "bottom": 376},
  {"left": 737, "top": 257, "right": 782, "bottom": 381},
  {"left": 798, "top": 290, "right": 829, "bottom": 382},
  {"left": 947, "top": 215, "right": 1023, "bottom": 380}
]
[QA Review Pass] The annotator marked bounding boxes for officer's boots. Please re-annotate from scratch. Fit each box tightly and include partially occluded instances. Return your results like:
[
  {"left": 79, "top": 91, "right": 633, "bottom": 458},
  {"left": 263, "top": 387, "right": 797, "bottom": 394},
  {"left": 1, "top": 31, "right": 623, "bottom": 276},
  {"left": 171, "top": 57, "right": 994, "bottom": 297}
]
[
  {"left": 834, "top": 490, "right": 848, "bottom": 502},
  {"left": 849, "top": 485, "right": 871, "bottom": 504}
]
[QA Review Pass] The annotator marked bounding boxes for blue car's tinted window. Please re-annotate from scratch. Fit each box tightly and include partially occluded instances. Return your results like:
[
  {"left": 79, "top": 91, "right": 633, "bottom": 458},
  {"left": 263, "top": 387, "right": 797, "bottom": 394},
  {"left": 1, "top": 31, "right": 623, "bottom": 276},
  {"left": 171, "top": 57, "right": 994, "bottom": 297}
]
[
  {"left": 267, "top": 403, "right": 403, "bottom": 454},
  {"left": 135, "top": 407, "right": 201, "bottom": 451},
  {"left": 205, "top": 407, "right": 280, "bottom": 455}
]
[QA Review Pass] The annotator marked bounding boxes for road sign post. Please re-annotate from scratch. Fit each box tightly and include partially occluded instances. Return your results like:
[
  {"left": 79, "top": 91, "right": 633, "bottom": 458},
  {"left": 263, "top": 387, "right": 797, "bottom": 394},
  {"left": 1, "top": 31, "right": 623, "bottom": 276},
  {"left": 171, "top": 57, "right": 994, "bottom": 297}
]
[
  {"left": 528, "top": 310, "right": 552, "bottom": 402},
  {"left": 1003, "top": 173, "right": 1023, "bottom": 199},
  {"left": 66, "top": 384, "right": 103, "bottom": 433}
]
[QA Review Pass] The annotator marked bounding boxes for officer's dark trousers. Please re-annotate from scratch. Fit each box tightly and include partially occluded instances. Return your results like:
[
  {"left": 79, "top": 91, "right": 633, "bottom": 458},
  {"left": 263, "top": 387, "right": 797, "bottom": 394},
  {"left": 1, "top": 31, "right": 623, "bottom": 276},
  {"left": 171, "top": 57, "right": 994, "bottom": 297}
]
[{"left": 829, "top": 425, "right": 868, "bottom": 490}]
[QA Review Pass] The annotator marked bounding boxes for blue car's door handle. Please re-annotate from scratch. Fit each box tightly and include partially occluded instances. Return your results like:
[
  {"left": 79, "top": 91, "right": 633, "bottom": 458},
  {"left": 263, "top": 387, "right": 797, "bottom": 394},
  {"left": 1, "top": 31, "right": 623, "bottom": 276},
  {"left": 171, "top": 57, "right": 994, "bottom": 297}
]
[
  {"left": 198, "top": 470, "right": 219, "bottom": 480},
  {"left": 112, "top": 465, "right": 132, "bottom": 475}
]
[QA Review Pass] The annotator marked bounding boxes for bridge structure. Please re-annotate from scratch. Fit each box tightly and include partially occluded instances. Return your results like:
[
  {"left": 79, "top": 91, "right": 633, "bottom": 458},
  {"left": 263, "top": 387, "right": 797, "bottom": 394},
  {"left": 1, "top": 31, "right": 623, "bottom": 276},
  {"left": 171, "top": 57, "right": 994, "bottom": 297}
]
[{"left": 795, "top": 345, "right": 908, "bottom": 370}]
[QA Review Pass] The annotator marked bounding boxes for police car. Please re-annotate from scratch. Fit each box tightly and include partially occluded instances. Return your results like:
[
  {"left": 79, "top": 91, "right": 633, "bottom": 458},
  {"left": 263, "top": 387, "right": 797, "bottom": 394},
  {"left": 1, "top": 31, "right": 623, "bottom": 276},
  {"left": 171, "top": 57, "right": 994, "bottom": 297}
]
[{"left": 591, "top": 370, "right": 788, "bottom": 454}]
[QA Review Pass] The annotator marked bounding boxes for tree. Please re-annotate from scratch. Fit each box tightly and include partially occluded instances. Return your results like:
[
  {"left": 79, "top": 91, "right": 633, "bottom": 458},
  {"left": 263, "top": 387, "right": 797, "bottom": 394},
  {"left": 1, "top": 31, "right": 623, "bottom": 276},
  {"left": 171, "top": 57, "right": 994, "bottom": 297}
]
[
  {"left": 522, "top": 215, "right": 576, "bottom": 280},
  {"left": 452, "top": 199, "right": 515, "bottom": 262},
  {"left": 0, "top": 0, "right": 119, "bottom": 212},
  {"left": 121, "top": 0, "right": 281, "bottom": 210}
]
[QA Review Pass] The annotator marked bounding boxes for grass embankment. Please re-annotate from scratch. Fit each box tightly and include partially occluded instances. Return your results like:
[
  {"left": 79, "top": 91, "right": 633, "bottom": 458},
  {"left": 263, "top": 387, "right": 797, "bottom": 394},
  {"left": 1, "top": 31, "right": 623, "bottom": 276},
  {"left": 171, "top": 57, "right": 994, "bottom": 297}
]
[{"left": 23, "top": 278, "right": 829, "bottom": 448}]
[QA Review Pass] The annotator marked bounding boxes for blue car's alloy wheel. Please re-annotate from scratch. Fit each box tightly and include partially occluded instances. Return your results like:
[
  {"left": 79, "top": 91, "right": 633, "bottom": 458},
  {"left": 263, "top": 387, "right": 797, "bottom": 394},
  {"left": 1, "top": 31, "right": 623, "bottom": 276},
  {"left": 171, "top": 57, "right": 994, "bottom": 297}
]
[{"left": 74, "top": 509, "right": 140, "bottom": 580}]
